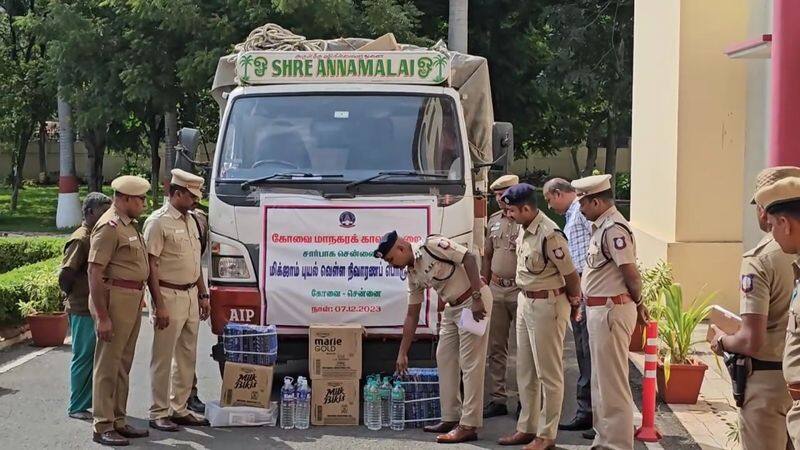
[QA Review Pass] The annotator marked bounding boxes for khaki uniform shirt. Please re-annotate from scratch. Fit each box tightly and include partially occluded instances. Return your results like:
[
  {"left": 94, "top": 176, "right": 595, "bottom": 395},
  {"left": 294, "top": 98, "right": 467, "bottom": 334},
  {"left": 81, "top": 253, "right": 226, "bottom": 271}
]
[
  {"left": 515, "top": 212, "right": 575, "bottom": 291},
  {"left": 61, "top": 223, "right": 91, "bottom": 315},
  {"left": 407, "top": 236, "right": 472, "bottom": 305},
  {"left": 487, "top": 210, "right": 519, "bottom": 280},
  {"left": 582, "top": 206, "right": 636, "bottom": 297},
  {"left": 784, "top": 260, "right": 800, "bottom": 383},
  {"left": 88, "top": 205, "right": 149, "bottom": 282},
  {"left": 143, "top": 203, "right": 201, "bottom": 285},
  {"left": 739, "top": 235, "right": 793, "bottom": 362}
]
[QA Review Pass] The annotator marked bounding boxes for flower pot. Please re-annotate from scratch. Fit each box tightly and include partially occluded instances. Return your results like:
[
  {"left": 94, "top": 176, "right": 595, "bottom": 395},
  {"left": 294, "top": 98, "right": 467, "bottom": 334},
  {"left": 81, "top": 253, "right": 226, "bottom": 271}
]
[
  {"left": 656, "top": 359, "right": 708, "bottom": 404},
  {"left": 26, "top": 312, "right": 68, "bottom": 347},
  {"left": 629, "top": 322, "right": 646, "bottom": 352}
]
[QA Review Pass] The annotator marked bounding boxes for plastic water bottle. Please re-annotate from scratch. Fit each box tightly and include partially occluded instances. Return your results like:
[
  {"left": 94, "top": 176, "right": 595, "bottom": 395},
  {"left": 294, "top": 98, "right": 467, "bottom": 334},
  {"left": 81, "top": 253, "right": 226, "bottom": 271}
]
[
  {"left": 365, "top": 380, "right": 382, "bottom": 430},
  {"left": 379, "top": 377, "right": 391, "bottom": 427},
  {"left": 294, "top": 376, "right": 310, "bottom": 429},
  {"left": 280, "top": 376, "right": 296, "bottom": 429},
  {"left": 391, "top": 381, "right": 406, "bottom": 431}
]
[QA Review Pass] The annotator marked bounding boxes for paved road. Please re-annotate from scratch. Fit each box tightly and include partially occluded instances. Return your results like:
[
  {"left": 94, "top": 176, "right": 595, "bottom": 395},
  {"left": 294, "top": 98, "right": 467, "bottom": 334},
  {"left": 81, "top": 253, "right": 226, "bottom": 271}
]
[{"left": 0, "top": 314, "right": 697, "bottom": 449}]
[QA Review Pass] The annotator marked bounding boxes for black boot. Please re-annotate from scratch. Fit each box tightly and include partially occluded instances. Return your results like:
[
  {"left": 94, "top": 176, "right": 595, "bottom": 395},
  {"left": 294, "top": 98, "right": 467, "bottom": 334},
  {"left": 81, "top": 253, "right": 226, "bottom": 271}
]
[
  {"left": 187, "top": 394, "right": 206, "bottom": 414},
  {"left": 559, "top": 415, "right": 593, "bottom": 431}
]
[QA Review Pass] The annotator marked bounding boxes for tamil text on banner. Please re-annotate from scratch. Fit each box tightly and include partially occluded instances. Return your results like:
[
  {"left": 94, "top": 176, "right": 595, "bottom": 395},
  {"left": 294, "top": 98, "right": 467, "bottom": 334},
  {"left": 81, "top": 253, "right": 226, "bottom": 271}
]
[{"left": 260, "top": 195, "right": 436, "bottom": 335}]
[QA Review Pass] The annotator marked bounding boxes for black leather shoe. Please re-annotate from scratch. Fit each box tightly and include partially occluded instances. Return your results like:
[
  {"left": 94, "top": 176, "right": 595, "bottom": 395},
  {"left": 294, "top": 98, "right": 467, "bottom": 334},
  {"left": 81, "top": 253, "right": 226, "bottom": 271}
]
[
  {"left": 559, "top": 415, "right": 593, "bottom": 431},
  {"left": 187, "top": 394, "right": 206, "bottom": 414},
  {"left": 115, "top": 424, "right": 149, "bottom": 439},
  {"left": 149, "top": 418, "right": 179, "bottom": 432},
  {"left": 582, "top": 429, "right": 596, "bottom": 440},
  {"left": 93, "top": 431, "right": 130, "bottom": 447},
  {"left": 172, "top": 413, "right": 210, "bottom": 427},
  {"left": 483, "top": 402, "right": 508, "bottom": 418}
]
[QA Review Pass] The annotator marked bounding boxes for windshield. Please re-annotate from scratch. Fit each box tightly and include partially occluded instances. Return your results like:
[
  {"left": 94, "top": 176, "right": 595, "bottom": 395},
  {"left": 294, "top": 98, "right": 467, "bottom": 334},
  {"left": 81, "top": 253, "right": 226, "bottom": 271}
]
[{"left": 217, "top": 94, "right": 464, "bottom": 182}]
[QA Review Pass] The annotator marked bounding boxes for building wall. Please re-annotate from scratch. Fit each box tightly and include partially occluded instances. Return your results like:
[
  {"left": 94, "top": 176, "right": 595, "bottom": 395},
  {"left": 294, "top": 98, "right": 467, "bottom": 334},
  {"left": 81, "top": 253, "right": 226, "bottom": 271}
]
[{"left": 632, "top": 0, "right": 749, "bottom": 312}]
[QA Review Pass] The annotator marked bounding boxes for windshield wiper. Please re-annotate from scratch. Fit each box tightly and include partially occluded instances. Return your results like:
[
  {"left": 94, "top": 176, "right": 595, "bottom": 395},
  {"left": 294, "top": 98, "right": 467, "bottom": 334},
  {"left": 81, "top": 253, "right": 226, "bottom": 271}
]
[
  {"left": 345, "top": 170, "right": 449, "bottom": 191},
  {"left": 241, "top": 172, "right": 343, "bottom": 190}
]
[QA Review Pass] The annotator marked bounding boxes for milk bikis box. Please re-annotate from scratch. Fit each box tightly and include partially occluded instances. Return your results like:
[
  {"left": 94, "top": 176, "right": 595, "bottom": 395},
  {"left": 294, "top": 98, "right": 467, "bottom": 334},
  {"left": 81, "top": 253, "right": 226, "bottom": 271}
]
[
  {"left": 311, "top": 379, "right": 360, "bottom": 426},
  {"left": 220, "top": 362, "right": 273, "bottom": 408},
  {"left": 308, "top": 324, "right": 364, "bottom": 380}
]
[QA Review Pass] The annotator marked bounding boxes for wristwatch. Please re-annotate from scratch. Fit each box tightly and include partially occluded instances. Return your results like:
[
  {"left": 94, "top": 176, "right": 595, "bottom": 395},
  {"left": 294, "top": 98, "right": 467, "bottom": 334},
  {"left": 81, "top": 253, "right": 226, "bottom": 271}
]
[
  {"left": 199, "top": 293, "right": 210, "bottom": 300},
  {"left": 716, "top": 335, "right": 726, "bottom": 353},
  {"left": 471, "top": 290, "right": 482, "bottom": 301}
]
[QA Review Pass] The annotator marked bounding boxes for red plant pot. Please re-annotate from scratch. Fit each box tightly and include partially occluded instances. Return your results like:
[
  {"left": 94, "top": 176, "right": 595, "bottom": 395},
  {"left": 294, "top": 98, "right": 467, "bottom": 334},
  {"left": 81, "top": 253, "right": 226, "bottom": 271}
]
[
  {"left": 26, "top": 312, "right": 69, "bottom": 347},
  {"left": 629, "top": 322, "right": 646, "bottom": 352},
  {"left": 656, "top": 359, "right": 708, "bottom": 404}
]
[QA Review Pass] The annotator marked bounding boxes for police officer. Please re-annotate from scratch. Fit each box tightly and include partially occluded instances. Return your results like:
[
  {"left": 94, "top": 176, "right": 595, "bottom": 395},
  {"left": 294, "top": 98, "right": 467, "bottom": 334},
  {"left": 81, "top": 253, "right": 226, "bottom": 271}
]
[
  {"left": 710, "top": 167, "right": 799, "bottom": 450},
  {"left": 754, "top": 176, "right": 800, "bottom": 447},
  {"left": 145, "top": 169, "right": 211, "bottom": 431},
  {"left": 88, "top": 175, "right": 151, "bottom": 447},
  {"left": 60, "top": 192, "right": 112, "bottom": 421},
  {"left": 375, "top": 231, "right": 492, "bottom": 444},
  {"left": 483, "top": 174, "right": 521, "bottom": 419},
  {"left": 497, "top": 184, "right": 581, "bottom": 450},
  {"left": 571, "top": 174, "right": 649, "bottom": 450}
]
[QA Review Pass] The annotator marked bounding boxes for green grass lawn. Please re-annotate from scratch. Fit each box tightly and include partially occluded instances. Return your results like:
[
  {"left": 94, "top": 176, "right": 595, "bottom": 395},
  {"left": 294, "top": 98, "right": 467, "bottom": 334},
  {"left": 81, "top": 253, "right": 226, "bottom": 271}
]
[{"left": 0, "top": 185, "right": 160, "bottom": 233}]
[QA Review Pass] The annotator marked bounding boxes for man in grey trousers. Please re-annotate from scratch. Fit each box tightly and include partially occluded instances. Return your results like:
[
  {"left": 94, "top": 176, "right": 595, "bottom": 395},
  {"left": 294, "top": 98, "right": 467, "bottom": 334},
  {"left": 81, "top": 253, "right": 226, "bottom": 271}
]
[{"left": 543, "top": 178, "right": 593, "bottom": 432}]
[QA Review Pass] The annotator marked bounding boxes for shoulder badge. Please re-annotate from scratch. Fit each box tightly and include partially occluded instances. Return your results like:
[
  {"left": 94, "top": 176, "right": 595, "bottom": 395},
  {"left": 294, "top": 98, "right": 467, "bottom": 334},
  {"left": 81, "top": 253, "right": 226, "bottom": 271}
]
[
  {"left": 741, "top": 274, "right": 755, "bottom": 294},
  {"left": 613, "top": 236, "right": 627, "bottom": 250},
  {"left": 107, "top": 218, "right": 118, "bottom": 228},
  {"left": 437, "top": 239, "right": 450, "bottom": 250},
  {"left": 553, "top": 247, "right": 565, "bottom": 260}
]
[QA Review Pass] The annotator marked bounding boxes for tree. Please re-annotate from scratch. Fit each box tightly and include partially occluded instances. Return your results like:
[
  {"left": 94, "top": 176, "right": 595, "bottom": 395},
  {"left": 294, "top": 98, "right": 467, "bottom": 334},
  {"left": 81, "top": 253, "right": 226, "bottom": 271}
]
[
  {"left": 43, "top": 0, "right": 130, "bottom": 193},
  {"left": 0, "top": 0, "right": 54, "bottom": 210}
]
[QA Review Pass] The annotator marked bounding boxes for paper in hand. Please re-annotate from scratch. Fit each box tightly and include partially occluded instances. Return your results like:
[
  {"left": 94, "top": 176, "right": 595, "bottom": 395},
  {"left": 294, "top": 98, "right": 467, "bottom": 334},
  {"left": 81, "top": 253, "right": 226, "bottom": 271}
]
[{"left": 458, "top": 308, "right": 488, "bottom": 336}]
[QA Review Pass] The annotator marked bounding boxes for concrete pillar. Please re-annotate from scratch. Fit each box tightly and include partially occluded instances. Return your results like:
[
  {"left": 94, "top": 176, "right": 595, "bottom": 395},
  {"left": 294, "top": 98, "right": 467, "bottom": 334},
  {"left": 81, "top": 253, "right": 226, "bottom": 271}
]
[
  {"left": 769, "top": 0, "right": 800, "bottom": 166},
  {"left": 631, "top": 0, "right": 749, "bottom": 312}
]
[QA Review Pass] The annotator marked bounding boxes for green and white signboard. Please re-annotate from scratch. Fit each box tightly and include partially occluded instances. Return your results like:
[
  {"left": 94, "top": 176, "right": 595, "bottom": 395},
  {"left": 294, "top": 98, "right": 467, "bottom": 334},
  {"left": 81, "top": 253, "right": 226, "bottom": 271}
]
[{"left": 236, "top": 50, "right": 451, "bottom": 85}]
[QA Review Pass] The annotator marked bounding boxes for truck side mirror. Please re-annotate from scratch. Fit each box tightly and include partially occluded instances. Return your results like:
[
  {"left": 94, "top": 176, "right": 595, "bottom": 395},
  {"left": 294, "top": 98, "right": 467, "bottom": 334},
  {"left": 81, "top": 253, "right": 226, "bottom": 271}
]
[
  {"left": 490, "top": 122, "right": 514, "bottom": 173},
  {"left": 175, "top": 127, "right": 201, "bottom": 173}
]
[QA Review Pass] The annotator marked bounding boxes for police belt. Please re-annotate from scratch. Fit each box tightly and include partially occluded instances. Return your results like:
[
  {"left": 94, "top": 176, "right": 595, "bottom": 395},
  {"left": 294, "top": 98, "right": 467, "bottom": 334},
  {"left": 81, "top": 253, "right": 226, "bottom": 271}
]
[
  {"left": 586, "top": 294, "right": 633, "bottom": 307},
  {"left": 491, "top": 274, "right": 517, "bottom": 288},
  {"left": 524, "top": 287, "right": 566, "bottom": 299},
  {"left": 751, "top": 358, "right": 782, "bottom": 371},
  {"left": 448, "top": 287, "right": 476, "bottom": 307},
  {"left": 107, "top": 279, "right": 145, "bottom": 290},
  {"left": 788, "top": 382, "right": 800, "bottom": 401},
  {"left": 159, "top": 280, "right": 196, "bottom": 291}
]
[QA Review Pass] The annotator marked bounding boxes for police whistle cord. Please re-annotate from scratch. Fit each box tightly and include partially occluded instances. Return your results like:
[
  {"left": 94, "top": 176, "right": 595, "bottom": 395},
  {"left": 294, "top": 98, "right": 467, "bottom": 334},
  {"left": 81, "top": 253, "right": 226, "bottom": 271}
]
[{"left": 635, "top": 320, "right": 663, "bottom": 442}]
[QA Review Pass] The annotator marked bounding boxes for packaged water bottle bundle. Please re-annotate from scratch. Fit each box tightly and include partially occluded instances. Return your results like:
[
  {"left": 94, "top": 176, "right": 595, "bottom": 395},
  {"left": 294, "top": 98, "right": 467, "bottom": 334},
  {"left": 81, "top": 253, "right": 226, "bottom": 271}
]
[
  {"left": 223, "top": 323, "right": 278, "bottom": 366},
  {"left": 399, "top": 368, "right": 440, "bottom": 429}
]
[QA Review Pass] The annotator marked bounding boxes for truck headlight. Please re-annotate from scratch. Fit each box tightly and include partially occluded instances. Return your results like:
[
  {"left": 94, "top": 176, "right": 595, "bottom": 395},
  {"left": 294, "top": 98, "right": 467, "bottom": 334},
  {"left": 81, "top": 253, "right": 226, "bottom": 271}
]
[{"left": 213, "top": 256, "right": 250, "bottom": 279}]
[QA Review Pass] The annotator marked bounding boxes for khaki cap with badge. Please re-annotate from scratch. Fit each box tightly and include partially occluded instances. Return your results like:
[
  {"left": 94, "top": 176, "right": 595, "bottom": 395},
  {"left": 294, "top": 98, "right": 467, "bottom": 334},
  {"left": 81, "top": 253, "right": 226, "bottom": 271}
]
[
  {"left": 171, "top": 169, "right": 204, "bottom": 198},
  {"left": 111, "top": 175, "right": 150, "bottom": 196},
  {"left": 571, "top": 174, "right": 612, "bottom": 197},
  {"left": 490, "top": 174, "right": 519, "bottom": 192},
  {"left": 755, "top": 176, "right": 800, "bottom": 210},
  {"left": 751, "top": 166, "right": 800, "bottom": 204}
]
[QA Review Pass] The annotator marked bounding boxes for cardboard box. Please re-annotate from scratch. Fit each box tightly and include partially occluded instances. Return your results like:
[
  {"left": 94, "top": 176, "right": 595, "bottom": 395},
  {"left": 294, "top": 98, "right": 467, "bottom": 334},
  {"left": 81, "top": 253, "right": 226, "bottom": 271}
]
[
  {"left": 706, "top": 305, "right": 742, "bottom": 343},
  {"left": 309, "top": 324, "right": 364, "bottom": 380},
  {"left": 220, "top": 362, "right": 273, "bottom": 408},
  {"left": 358, "top": 33, "right": 399, "bottom": 52},
  {"left": 311, "top": 379, "right": 360, "bottom": 426}
]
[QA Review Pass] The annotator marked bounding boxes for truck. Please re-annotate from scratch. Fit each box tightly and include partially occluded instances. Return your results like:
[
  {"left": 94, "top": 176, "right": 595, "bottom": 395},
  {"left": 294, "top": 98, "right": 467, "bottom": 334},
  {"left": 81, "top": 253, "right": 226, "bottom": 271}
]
[{"left": 176, "top": 29, "right": 513, "bottom": 372}]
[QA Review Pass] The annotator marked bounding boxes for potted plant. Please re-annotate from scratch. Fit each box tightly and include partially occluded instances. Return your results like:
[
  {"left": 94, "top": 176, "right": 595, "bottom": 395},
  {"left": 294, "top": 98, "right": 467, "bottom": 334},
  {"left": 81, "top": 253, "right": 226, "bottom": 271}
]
[
  {"left": 632, "top": 261, "right": 674, "bottom": 351},
  {"left": 16, "top": 260, "right": 68, "bottom": 347},
  {"left": 656, "top": 283, "right": 714, "bottom": 404}
]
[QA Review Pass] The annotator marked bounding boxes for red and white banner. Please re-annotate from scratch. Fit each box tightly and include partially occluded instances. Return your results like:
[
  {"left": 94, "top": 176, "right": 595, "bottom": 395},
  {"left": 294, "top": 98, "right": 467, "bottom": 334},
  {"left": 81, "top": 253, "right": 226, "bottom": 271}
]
[{"left": 260, "top": 195, "right": 436, "bottom": 335}]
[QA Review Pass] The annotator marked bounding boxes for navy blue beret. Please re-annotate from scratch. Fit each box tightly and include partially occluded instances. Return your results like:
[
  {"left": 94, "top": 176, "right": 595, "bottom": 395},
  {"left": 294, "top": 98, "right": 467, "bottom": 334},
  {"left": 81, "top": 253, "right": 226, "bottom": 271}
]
[
  {"left": 500, "top": 183, "right": 536, "bottom": 206},
  {"left": 374, "top": 230, "right": 398, "bottom": 258}
]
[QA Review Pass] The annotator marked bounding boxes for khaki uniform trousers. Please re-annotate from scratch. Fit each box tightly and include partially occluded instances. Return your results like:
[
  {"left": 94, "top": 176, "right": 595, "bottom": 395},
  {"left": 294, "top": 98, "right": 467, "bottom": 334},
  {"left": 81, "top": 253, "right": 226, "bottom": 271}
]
[
  {"left": 149, "top": 286, "right": 200, "bottom": 420},
  {"left": 587, "top": 300, "right": 636, "bottom": 450},
  {"left": 739, "top": 369, "right": 791, "bottom": 450},
  {"left": 437, "top": 284, "right": 493, "bottom": 428},
  {"left": 486, "top": 283, "right": 519, "bottom": 404},
  {"left": 92, "top": 286, "right": 144, "bottom": 433},
  {"left": 516, "top": 291, "right": 570, "bottom": 439},
  {"left": 789, "top": 399, "right": 800, "bottom": 447}
]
